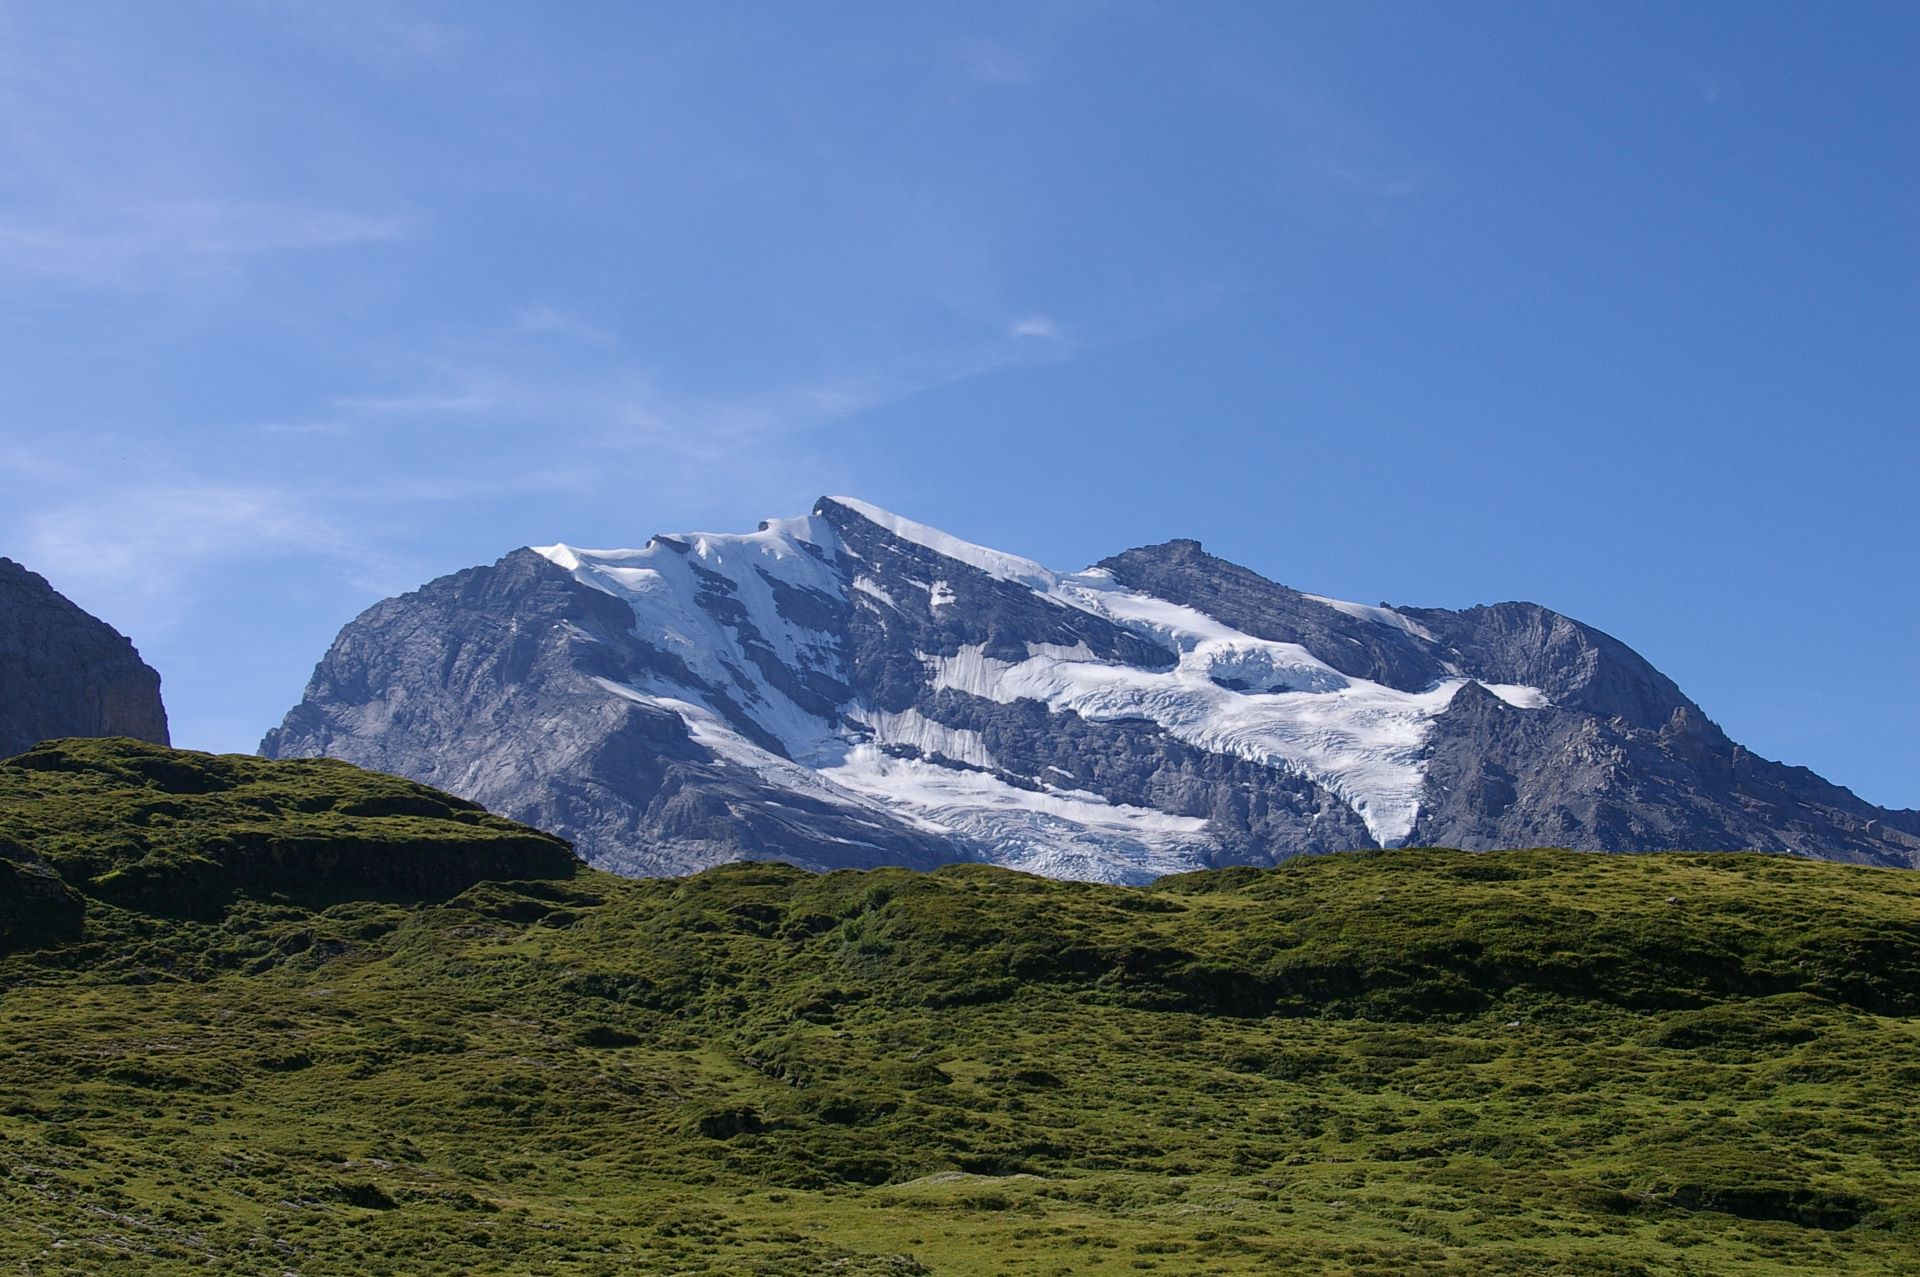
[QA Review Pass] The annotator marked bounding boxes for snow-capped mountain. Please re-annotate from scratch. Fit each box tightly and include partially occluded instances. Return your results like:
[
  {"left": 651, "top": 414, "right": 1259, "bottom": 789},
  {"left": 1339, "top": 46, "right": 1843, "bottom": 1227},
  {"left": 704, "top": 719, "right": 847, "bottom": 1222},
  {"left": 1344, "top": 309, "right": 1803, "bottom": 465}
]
[{"left": 262, "top": 497, "right": 1920, "bottom": 880}]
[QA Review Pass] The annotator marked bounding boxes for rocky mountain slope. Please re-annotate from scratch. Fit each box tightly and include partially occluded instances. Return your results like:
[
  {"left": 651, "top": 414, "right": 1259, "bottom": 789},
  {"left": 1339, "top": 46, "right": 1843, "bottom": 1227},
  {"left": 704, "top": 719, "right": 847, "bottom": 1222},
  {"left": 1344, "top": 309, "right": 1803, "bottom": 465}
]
[
  {"left": 0, "top": 558, "right": 170, "bottom": 758},
  {"left": 263, "top": 498, "right": 1920, "bottom": 879}
]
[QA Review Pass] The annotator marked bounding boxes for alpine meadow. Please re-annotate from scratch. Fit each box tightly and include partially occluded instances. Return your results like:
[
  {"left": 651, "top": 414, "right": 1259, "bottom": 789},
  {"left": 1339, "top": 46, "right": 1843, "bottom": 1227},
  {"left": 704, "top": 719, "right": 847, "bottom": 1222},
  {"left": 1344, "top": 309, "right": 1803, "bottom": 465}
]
[{"left": 3, "top": 740, "right": 1918, "bottom": 1274}]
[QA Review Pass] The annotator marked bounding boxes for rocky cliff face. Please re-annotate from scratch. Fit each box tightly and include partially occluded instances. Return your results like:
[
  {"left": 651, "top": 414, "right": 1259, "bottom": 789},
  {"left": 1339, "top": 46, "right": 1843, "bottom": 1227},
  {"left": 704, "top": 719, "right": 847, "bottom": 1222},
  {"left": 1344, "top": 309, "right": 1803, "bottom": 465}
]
[
  {"left": 262, "top": 498, "right": 1920, "bottom": 879},
  {"left": 0, "top": 558, "right": 170, "bottom": 758},
  {"left": 260, "top": 545, "right": 954, "bottom": 877}
]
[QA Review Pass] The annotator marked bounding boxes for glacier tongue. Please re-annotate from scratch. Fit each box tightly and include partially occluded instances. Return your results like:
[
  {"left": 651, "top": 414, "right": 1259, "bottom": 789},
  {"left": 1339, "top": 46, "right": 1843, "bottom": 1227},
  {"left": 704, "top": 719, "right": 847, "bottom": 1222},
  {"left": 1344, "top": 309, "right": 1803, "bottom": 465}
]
[{"left": 821, "top": 747, "right": 1215, "bottom": 885}]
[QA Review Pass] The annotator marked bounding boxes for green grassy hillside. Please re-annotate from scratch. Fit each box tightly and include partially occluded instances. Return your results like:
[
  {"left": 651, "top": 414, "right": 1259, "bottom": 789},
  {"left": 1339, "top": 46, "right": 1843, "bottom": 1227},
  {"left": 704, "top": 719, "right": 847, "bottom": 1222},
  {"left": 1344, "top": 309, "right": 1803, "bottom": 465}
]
[{"left": 2, "top": 739, "right": 1917, "bottom": 1274}]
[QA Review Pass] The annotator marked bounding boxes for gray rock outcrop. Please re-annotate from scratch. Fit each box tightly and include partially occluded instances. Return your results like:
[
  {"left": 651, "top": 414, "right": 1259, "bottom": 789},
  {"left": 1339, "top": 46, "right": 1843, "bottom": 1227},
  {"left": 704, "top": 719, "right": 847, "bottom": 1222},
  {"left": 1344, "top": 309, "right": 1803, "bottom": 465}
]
[{"left": 0, "top": 558, "right": 170, "bottom": 758}]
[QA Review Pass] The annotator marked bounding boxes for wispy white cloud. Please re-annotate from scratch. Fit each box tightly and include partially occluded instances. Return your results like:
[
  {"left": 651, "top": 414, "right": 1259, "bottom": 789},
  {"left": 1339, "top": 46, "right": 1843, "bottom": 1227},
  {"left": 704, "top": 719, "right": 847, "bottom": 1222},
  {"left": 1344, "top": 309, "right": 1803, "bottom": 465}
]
[
  {"left": 0, "top": 200, "right": 412, "bottom": 288},
  {"left": 0, "top": 6, "right": 415, "bottom": 291},
  {"left": 250, "top": 300, "right": 921, "bottom": 448},
  {"left": 1010, "top": 313, "right": 1063, "bottom": 340},
  {"left": 319, "top": 314, "right": 1072, "bottom": 466},
  {"left": 19, "top": 481, "right": 407, "bottom": 624},
  {"left": 328, "top": 388, "right": 499, "bottom": 417},
  {"left": 0, "top": 445, "right": 82, "bottom": 484},
  {"left": 510, "top": 305, "right": 620, "bottom": 345},
  {"left": 253, "top": 419, "right": 358, "bottom": 438},
  {"left": 1327, "top": 165, "right": 1420, "bottom": 200}
]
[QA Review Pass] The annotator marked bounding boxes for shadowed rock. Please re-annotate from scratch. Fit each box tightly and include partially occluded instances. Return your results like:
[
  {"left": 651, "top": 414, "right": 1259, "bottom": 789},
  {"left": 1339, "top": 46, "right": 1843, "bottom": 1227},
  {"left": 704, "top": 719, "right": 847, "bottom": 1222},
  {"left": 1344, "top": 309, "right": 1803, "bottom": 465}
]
[{"left": 0, "top": 558, "right": 169, "bottom": 757}]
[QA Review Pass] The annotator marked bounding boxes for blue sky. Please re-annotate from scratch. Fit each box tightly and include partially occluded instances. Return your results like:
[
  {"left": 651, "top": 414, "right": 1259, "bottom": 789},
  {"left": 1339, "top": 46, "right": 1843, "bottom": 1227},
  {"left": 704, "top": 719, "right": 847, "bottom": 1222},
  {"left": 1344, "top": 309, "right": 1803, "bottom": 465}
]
[{"left": 1, "top": 2, "right": 1914, "bottom": 808}]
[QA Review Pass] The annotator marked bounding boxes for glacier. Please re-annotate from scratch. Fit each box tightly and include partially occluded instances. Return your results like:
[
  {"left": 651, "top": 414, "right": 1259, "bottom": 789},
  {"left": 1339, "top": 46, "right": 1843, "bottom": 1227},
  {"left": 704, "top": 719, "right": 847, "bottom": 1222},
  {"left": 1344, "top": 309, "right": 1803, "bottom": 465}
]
[{"left": 531, "top": 497, "right": 1551, "bottom": 879}]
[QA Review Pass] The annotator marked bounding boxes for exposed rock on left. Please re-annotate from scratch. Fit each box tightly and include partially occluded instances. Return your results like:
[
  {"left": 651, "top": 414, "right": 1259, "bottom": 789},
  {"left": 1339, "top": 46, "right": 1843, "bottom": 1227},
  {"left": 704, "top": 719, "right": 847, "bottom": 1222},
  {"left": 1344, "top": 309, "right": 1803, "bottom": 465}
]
[{"left": 0, "top": 558, "right": 170, "bottom": 757}]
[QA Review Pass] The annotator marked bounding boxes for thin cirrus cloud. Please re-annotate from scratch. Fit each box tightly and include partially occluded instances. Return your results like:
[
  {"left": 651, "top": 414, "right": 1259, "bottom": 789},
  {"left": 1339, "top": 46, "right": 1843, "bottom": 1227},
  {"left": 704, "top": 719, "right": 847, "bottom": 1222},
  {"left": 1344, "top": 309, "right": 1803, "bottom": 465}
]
[
  {"left": 20, "top": 481, "right": 386, "bottom": 617},
  {"left": 278, "top": 301, "right": 1077, "bottom": 457},
  {"left": 6, "top": 462, "right": 585, "bottom": 630},
  {"left": 0, "top": 4, "right": 415, "bottom": 292},
  {"left": 327, "top": 389, "right": 503, "bottom": 418},
  {"left": 0, "top": 199, "right": 414, "bottom": 289},
  {"left": 261, "top": 0, "right": 467, "bottom": 75},
  {"left": 4, "top": 304, "right": 1063, "bottom": 639},
  {"left": 510, "top": 305, "right": 620, "bottom": 346},
  {"left": 1010, "top": 314, "right": 1064, "bottom": 341}
]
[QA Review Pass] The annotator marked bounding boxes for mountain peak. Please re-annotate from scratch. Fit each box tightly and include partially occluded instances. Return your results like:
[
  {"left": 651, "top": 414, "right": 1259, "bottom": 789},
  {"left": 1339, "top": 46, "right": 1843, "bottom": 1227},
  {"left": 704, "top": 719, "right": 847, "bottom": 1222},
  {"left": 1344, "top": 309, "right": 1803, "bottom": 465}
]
[
  {"left": 1132, "top": 536, "right": 1207, "bottom": 561},
  {"left": 266, "top": 503, "right": 1920, "bottom": 880}
]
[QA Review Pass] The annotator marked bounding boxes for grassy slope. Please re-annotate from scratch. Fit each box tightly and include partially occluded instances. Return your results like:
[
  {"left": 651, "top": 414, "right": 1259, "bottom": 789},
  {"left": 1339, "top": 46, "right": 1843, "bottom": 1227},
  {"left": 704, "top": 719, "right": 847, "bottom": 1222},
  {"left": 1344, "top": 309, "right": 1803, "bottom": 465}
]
[{"left": 1, "top": 740, "right": 1918, "bottom": 1275}]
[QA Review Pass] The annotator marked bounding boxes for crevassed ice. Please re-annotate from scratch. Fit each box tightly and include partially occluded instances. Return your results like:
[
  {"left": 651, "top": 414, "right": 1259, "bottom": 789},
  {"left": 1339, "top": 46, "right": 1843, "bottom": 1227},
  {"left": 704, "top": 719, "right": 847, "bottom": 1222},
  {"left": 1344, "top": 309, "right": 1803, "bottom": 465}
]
[
  {"left": 925, "top": 640, "right": 1463, "bottom": 847},
  {"left": 822, "top": 746, "right": 1214, "bottom": 884}
]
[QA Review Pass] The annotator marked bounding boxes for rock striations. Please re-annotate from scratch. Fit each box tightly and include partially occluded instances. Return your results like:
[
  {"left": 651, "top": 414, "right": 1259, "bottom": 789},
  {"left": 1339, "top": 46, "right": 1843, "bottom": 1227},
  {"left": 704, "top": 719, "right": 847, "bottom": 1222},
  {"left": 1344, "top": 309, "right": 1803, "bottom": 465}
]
[
  {"left": 262, "top": 498, "right": 1920, "bottom": 880},
  {"left": 0, "top": 558, "right": 170, "bottom": 758}
]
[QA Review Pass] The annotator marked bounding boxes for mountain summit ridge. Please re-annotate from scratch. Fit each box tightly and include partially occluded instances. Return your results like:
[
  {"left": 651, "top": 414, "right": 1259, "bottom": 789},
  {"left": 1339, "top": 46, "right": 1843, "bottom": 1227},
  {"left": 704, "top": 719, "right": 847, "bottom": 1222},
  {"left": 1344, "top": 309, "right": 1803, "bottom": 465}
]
[{"left": 262, "top": 497, "right": 1920, "bottom": 879}]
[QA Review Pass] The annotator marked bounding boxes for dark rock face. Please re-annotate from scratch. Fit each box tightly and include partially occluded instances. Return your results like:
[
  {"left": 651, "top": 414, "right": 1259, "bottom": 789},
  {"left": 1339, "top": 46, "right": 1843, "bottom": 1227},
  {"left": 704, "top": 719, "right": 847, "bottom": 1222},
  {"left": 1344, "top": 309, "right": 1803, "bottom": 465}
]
[
  {"left": 0, "top": 558, "right": 169, "bottom": 758},
  {"left": 262, "top": 500, "right": 1920, "bottom": 878},
  {"left": 1401, "top": 601, "right": 1691, "bottom": 730},
  {"left": 1407, "top": 685, "right": 1918, "bottom": 863},
  {"left": 823, "top": 500, "right": 1177, "bottom": 709}
]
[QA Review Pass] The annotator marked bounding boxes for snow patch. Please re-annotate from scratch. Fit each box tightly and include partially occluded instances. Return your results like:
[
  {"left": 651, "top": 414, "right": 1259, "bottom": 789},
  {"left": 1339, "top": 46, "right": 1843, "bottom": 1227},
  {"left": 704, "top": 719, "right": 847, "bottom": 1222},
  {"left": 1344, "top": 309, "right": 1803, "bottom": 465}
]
[
  {"left": 1482, "top": 683, "right": 1551, "bottom": 710},
  {"left": 922, "top": 561, "right": 1554, "bottom": 851},
  {"left": 853, "top": 577, "right": 897, "bottom": 609},
  {"left": 1303, "top": 593, "right": 1438, "bottom": 642},
  {"left": 924, "top": 641, "right": 1466, "bottom": 846},
  {"left": 1200, "top": 641, "right": 1348, "bottom": 695},
  {"left": 533, "top": 542, "right": 583, "bottom": 571}
]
